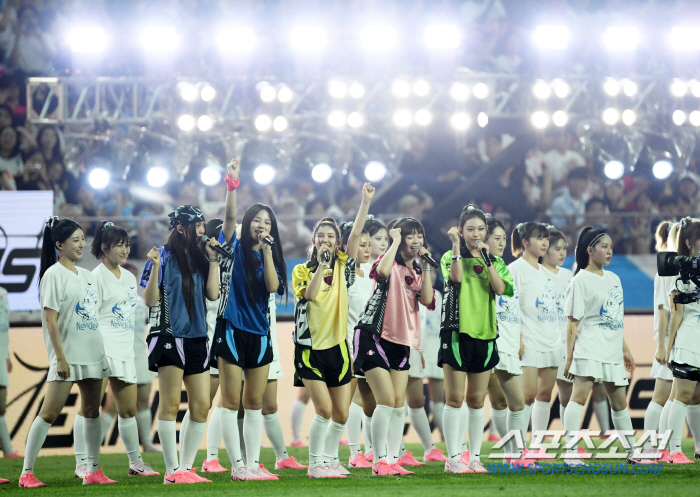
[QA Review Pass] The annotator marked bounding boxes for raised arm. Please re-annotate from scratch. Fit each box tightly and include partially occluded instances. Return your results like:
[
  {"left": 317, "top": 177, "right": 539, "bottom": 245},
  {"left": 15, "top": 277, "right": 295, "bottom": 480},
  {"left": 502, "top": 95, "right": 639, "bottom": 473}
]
[
  {"left": 377, "top": 228, "right": 401, "bottom": 279},
  {"left": 345, "top": 183, "right": 375, "bottom": 260},
  {"left": 143, "top": 247, "right": 161, "bottom": 307},
  {"left": 222, "top": 158, "right": 240, "bottom": 243}
]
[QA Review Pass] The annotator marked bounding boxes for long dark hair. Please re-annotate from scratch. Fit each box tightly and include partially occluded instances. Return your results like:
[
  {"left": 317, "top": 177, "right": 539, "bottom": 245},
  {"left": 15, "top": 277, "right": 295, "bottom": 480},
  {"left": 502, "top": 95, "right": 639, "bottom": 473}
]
[
  {"left": 365, "top": 217, "right": 387, "bottom": 239},
  {"left": 0, "top": 126, "right": 19, "bottom": 157},
  {"left": 485, "top": 216, "right": 505, "bottom": 242},
  {"left": 676, "top": 218, "right": 700, "bottom": 257},
  {"left": 339, "top": 221, "right": 368, "bottom": 257},
  {"left": 37, "top": 125, "right": 62, "bottom": 161},
  {"left": 308, "top": 217, "right": 341, "bottom": 261},
  {"left": 39, "top": 217, "right": 82, "bottom": 283},
  {"left": 458, "top": 204, "right": 488, "bottom": 253},
  {"left": 391, "top": 217, "right": 426, "bottom": 266},
  {"left": 511, "top": 222, "right": 549, "bottom": 258},
  {"left": 240, "top": 204, "right": 287, "bottom": 304},
  {"left": 546, "top": 225, "right": 566, "bottom": 250},
  {"left": 574, "top": 227, "right": 607, "bottom": 275},
  {"left": 655, "top": 220, "right": 671, "bottom": 252},
  {"left": 91, "top": 221, "right": 130, "bottom": 259},
  {"left": 165, "top": 224, "right": 209, "bottom": 321}
]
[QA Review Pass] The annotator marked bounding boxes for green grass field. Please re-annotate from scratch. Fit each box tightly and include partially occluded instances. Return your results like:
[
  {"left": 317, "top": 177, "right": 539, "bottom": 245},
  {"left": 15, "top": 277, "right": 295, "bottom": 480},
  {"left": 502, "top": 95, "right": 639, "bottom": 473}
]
[{"left": 0, "top": 441, "right": 698, "bottom": 496}]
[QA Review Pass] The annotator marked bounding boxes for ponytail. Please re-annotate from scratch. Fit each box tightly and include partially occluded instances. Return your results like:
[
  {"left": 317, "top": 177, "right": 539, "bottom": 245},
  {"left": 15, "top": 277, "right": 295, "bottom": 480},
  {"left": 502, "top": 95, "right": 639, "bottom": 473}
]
[
  {"left": 91, "top": 220, "right": 130, "bottom": 259},
  {"left": 339, "top": 221, "right": 367, "bottom": 253},
  {"left": 39, "top": 216, "right": 82, "bottom": 283},
  {"left": 667, "top": 222, "right": 680, "bottom": 252},
  {"left": 676, "top": 217, "right": 700, "bottom": 257},
  {"left": 655, "top": 220, "right": 671, "bottom": 252},
  {"left": 573, "top": 227, "right": 607, "bottom": 275},
  {"left": 511, "top": 222, "right": 549, "bottom": 258}
]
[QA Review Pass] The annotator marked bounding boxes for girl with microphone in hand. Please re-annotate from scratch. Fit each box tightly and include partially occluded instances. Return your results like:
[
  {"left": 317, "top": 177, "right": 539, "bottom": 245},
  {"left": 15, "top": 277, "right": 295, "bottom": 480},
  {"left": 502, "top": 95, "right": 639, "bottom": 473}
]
[
  {"left": 140, "top": 205, "right": 221, "bottom": 484},
  {"left": 292, "top": 183, "right": 375, "bottom": 478},
  {"left": 439, "top": 205, "right": 512, "bottom": 474}
]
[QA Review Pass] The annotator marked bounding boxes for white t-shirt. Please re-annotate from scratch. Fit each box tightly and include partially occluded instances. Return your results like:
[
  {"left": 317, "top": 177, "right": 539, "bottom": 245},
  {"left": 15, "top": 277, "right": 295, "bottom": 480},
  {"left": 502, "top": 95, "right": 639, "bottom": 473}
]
[
  {"left": 509, "top": 258, "right": 560, "bottom": 353},
  {"left": 672, "top": 281, "right": 700, "bottom": 356},
  {"left": 93, "top": 264, "right": 136, "bottom": 362},
  {"left": 544, "top": 266, "right": 573, "bottom": 350},
  {"left": 565, "top": 269, "right": 624, "bottom": 364},
  {"left": 496, "top": 285, "right": 521, "bottom": 356},
  {"left": 0, "top": 287, "right": 9, "bottom": 360},
  {"left": 654, "top": 273, "right": 673, "bottom": 344},
  {"left": 40, "top": 264, "right": 105, "bottom": 366},
  {"left": 347, "top": 272, "right": 374, "bottom": 338}
]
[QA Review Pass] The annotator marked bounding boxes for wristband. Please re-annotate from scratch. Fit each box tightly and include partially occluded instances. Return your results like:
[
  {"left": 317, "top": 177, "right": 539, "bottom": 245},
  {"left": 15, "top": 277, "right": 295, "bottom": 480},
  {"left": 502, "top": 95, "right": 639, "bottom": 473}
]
[
  {"left": 209, "top": 258, "right": 219, "bottom": 263},
  {"left": 452, "top": 254, "right": 461, "bottom": 261},
  {"left": 422, "top": 267, "right": 431, "bottom": 272},
  {"left": 225, "top": 173, "right": 240, "bottom": 191}
]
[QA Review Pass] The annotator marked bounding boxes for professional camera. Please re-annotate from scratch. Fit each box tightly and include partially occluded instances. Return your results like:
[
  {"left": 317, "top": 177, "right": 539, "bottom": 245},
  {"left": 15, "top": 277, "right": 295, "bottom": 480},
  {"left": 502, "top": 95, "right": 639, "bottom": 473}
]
[{"left": 657, "top": 252, "right": 700, "bottom": 304}]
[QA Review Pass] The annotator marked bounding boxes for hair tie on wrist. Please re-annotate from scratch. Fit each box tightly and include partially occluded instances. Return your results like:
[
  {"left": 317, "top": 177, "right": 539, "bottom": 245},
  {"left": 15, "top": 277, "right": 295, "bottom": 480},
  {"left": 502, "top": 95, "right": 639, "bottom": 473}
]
[{"left": 225, "top": 173, "right": 240, "bottom": 191}]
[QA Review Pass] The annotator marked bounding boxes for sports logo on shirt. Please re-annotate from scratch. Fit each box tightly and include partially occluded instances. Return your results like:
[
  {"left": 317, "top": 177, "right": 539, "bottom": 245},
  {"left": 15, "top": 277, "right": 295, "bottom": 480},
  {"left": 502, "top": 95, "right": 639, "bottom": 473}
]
[
  {"left": 535, "top": 282, "right": 558, "bottom": 323},
  {"left": 111, "top": 289, "right": 137, "bottom": 331},
  {"left": 497, "top": 292, "right": 520, "bottom": 325},
  {"left": 556, "top": 284, "right": 569, "bottom": 323},
  {"left": 599, "top": 289, "right": 624, "bottom": 330},
  {"left": 405, "top": 275, "right": 414, "bottom": 286},
  {"left": 75, "top": 288, "right": 99, "bottom": 330}
]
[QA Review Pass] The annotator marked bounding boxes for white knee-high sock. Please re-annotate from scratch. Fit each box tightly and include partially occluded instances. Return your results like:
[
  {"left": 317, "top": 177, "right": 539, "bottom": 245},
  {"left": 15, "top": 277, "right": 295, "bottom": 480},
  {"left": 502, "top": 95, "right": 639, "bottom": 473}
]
[
  {"left": 490, "top": 408, "right": 507, "bottom": 439},
  {"left": 559, "top": 403, "right": 566, "bottom": 424},
  {"left": 659, "top": 400, "right": 672, "bottom": 435},
  {"left": 84, "top": 416, "right": 102, "bottom": 475},
  {"left": 322, "top": 420, "right": 346, "bottom": 464},
  {"left": 686, "top": 405, "right": 700, "bottom": 451},
  {"left": 220, "top": 408, "right": 243, "bottom": 469},
  {"left": 243, "top": 409, "right": 263, "bottom": 468},
  {"left": 263, "top": 412, "right": 289, "bottom": 461},
  {"left": 237, "top": 416, "right": 246, "bottom": 464},
  {"left": 468, "top": 407, "right": 485, "bottom": 462},
  {"left": 363, "top": 414, "right": 373, "bottom": 454},
  {"left": 563, "top": 401, "right": 584, "bottom": 454},
  {"left": 118, "top": 416, "right": 143, "bottom": 464},
  {"left": 433, "top": 401, "right": 445, "bottom": 438},
  {"left": 594, "top": 399, "right": 610, "bottom": 433},
  {"left": 135, "top": 409, "right": 154, "bottom": 445},
  {"left": 643, "top": 401, "right": 664, "bottom": 450},
  {"left": 73, "top": 414, "right": 87, "bottom": 467},
  {"left": 21, "top": 417, "right": 51, "bottom": 475},
  {"left": 386, "top": 407, "right": 404, "bottom": 464},
  {"left": 458, "top": 402, "right": 469, "bottom": 453},
  {"left": 100, "top": 412, "right": 114, "bottom": 443},
  {"left": 523, "top": 403, "right": 533, "bottom": 439},
  {"left": 610, "top": 407, "right": 636, "bottom": 453},
  {"left": 409, "top": 407, "right": 436, "bottom": 453},
  {"left": 178, "top": 410, "right": 190, "bottom": 463},
  {"left": 0, "top": 415, "right": 13, "bottom": 455},
  {"left": 531, "top": 400, "right": 551, "bottom": 443},
  {"left": 181, "top": 420, "right": 206, "bottom": 471},
  {"left": 370, "top": 405, "right": 393, "bottom": 463},
  {"left": 206, "top": 406, "right": 222, "bottom": 461},
  {"left": 506, "top": 409, "right": 526, "bottom": 457},
  {"left": 158, "top": 419, "right": 179, "bottom": 475},
  {"left": 347, "top": 402, "right": 363, "bottom": 458},
  {"left": 443, "top": 405, "right": 461, "bottom": 462},
  {"left": 291, "top": 399, "right": 306, "bottom": 443},
  {"left": 668, "top": 400, "right": 689, "bottom": 454},
  {"left": 308, "top": 414, "right": 330, "bottom": 469}
]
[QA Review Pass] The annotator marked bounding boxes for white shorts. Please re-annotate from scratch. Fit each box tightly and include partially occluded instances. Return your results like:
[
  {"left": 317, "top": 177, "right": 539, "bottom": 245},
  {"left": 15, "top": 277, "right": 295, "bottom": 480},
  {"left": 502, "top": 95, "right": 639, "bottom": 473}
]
[
  {"left": 409, "top": 349, "right": 425, "bottom": 379},
  {"left": 494, "top": 351, "right": 522, "bottom": 376},
  {"left": 133, "top": 337, "right": 156, "bottom": 384},
  {"left": 0, "top": 357, "right": 7, "bottom": 387},
  {"left": 106, "top": 356, "right": 138, "bottom": 384},
  {"left": 569, "top": 358, "right": 629, "bottom": 386},
  {"left": 650, "top": 357, "right": 673, "bottom": 381},
  {"left": 521, "top": 348, "right": 563, "bottom": 369},
  {"left": 670, "top": 347, "right": 700, "bottom": 369},
  {"left": 47, "top": 357, "right": 111, "bottom": 383}
]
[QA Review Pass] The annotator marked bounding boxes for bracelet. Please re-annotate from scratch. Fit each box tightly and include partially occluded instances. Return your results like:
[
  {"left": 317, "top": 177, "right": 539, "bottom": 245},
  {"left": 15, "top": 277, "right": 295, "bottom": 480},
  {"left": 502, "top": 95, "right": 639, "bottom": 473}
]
[
  {"left": 452, "top": 254, "right": 461, "bottom": 261},
  {"left": 320, "top": 262, "right": 331, "bottom": 269},
  {"left": 225, "top": 173, "right": 240, "bottom": 191},
  {"left": 209, "top": 257, "right": 219, "bottom": 263},
  {"left": 422, "top": 267, "right": 431, "bottom": 272}
]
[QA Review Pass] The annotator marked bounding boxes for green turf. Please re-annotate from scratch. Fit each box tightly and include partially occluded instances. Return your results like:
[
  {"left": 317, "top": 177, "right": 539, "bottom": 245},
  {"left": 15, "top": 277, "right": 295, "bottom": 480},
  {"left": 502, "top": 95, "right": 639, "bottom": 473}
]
[{"left": 0, "top": 441, "right": 698, "bottom": 496}]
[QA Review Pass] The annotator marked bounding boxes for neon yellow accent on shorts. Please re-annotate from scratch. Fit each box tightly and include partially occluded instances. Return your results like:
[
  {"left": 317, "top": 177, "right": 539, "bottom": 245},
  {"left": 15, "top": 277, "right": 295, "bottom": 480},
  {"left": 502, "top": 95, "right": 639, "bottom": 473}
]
[
  {"left": 451, "top": 331, "right": 462, "bottom": 367},
  {"left": 339, "top": 342, "right": 349, "bottom": 381},
  {"left": 302, "top": 349, "right": 323, "bottom": 378},
  {"left": 484, "top": 341, "right": 493, "bottom": 368}
]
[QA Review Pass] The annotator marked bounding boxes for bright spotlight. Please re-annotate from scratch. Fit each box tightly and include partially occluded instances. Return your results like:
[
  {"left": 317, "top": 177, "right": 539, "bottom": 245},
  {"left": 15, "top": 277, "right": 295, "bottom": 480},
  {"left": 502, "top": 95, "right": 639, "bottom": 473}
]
[
  {"left": 393, "top": 109, "right": 413, "bottom": 127},
  {"left": 147, "top": 166, "right": 169, "bottom": 187},
  {"left": 450, "top": 112, "right": 471, "bottom": 131},
  {"left": 177, "top": 114, "right": 196, "bottom": 131},
  {"left": 689, "top": 110, "right": 700, "bottom": 126},
  {"left": 533, "top": 80, "right": 551, "bottom": 100},
  {"left": 365, "top": 161, "right": 387, "bottom": 182},
  {"left": 691, "top": 81, "right": 700, "bottom": 98},
  {"left": 328, "top": 80, "right": 347, "bottom": 99},
  {"left": 603, "top": 78, "right": 621, "bottom": 96},
  {"left": 622, "top": 79, "right": 638, "bottom": 97},
  {"left": 290, "top": 26, "right": 327, "bottom": 52},
  {"left": 414, "top": 109, "right": 432, "bottom": 126},
  {"left": 347, "top": 112, "right": 364, "bottom": 128},
  {"left": 653, "top": 160, "right": 674, "bottom": 179},
  {"left": 359, "top": 25, "right": 397, "bottom": 51},
  {"left": 179, "top": 83, "right": 198, "bottom": 102},
  {"left": 273, "top": 116, "right": 288, "bottom": 132},
  {"left": 673, "top": 109, "right": 687, "bottom": 125},
  {"left": 69, "top": 27, "right": 107, "bottom": 53},
  {"left": 197, "top": 115, "right": 214, "bottom": 131},
  {"left": 604, "top": 160, "right": 624, "bottom": 180},
  {"left": 531, "top": 111, "right": 549, "bottom": 129},
  {"left": 622, "top": 109, "right": 636, "bottom": 125},
  {"left": 200, "top": 84, "right": 216, "bottom": 102},
  {"left": 260, "top": 85, "right": 277, "bottom": 102},
  {"left": 277, "top": 86, "right": 294, "bottom": 103},
  {"left": 254, "top": 164, "right": 276, "bottom": 185},
  {"left": 449, "top": 82, "right": 469, "bottom": 101},
  {"left": 602, "top": 108, "right": 620, "bottom": 125},
  {"left": 348, "top": 82, "right": 365, "bottom": 99},
  {"left": 603, "top": 26, "right": 640, "bottom": 51},
  {"left": 413, "top": 80, "right": 430, "bottom": 97},
  {"left": 254, "top": 114, "right": 272, "bottom": 132},
  {"left": 88, "top": 168, "right": 110, "bottom": 189},
  {"left": 670, "top": 26, "right": 700, "bottom": 51},
  {"left": 200, "top": 166, "right": 222, "bottom": 186},
  {"left": 423, "top": 24, "right": 461, "bottom": 50},
  {"left": 311, "top": 163, "right": 333, "bottom": 183},
  {"left": 328, "top": 111, "right": 346, "bottom": 128},
  {"left": 391, "top": 79, "right": 411, "bottom": 98},
  {"left": 141, "top": 27, "right": 178, "bottom": 53},
  {"left": 552, "top": 110, "right": 568, "bottom": 127},
  {"left": 477, "top": 112, "right": 488, "bottom": 128},
  {"left": 552, "top": 79, "right": 570, "bottom": 98},
  {"left": 218, "top": 27, "right": 256, "bottom": 53},
  {"left": 473, "top": 82, "right": 489, "bottom": 99},
  {"left": 671, "top": 79, "right": 688, "bottom": 97},
  {"left": 533, "top": 25, "right": 570, "bottom": 50}
]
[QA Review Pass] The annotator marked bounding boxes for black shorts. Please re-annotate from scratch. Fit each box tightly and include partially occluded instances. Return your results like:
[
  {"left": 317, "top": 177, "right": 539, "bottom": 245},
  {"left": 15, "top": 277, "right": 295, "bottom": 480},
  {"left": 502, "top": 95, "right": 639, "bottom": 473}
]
[
  {"left": 438, "top": 329, "right": 499, "bottom": 374},
  {"left": 147, "top": 335, "right": 209, "bottom": 376},
  {"left": 353, "top": 329, "right": 410, "bottom": 375},
  {"left": 211, "top": 318, "right": 273, "bottom": 370},
  {"left": 670, "top": 361, "right": 700, "bottom": 382},
  {"left": 293, "top": 342, "right": 352, "bottom": 388}
]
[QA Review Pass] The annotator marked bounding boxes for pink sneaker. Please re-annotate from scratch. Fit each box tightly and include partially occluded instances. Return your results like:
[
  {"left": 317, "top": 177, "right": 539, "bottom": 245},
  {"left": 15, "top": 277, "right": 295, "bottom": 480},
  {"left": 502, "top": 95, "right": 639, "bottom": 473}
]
[
  {"left": 184, "top": 468, "right": 212, "bottom": 483},
  {"left": 291, "top": 440, "right": 305, "bottom": 448},
  {"left": 366, "top": 451, "right": 375, "bottom": 463},
  {"left": 275, "top": 456, "right": 308, "bottom": 469},
  {"left": 258, "top": 464, "right": 279, "bottom": 479},
  {"left": 308, "top": 464, "right": 345, "bottom": 478},
  {"left": 460, "top": 451, "right": 470, "bottom": 465},
  {"left": 510, "top": 457, "right": 538, "bottom": 468},
  {"left": 19, "top": 473, "right": 46, "bottom": 488},
  {"left": 83, "top": 468, "right": 118, "bottom": 485},
  {"left": 666, "top": 452, "right": 695, "bottom": 464},
  {"left": 577, "top": 446, "right": 588, "bottom": 454},
  {"left": 488, "top": 433, "right": 500, "bottom": 441},
  {"left": 202, "top": 458, "right": 228, "bottom": 473},
  {"left": 246, "top": 466, "right": 278, "bottom": 480},
  {"left": 659, "top": 449, "right": 670, "bottom": 463},
  {"left": 467, "top": 460, "right": 487, "bottom": 473},
  {"left": 349, "top": 453, "right": 373, "bottom": 468},
  {"left": 397, "top": 451, "right": 425, "bottom": 466},
  {"left": 0, "top": 478, "right": 7, "bottom": 484},
  {"left": 372, "top": 460, "right": 399, "bottom": 476},
  {"left": 390, "top": 463, "right": 414, "bottom": 475},
  {"left": 424, "top": 448, "right": 448, "bottom": 462},
  {"left": 3, "top": 451, "right": 20, "bottom": 458},
  {"left": 339, "top": 439, "right": 349, "bottom": 445},
  {"left": 164, "top": 470, "right": 191, "bottom": 484},
  {"left": 446, "top": 460, "right": 473, "bottom": 474}
]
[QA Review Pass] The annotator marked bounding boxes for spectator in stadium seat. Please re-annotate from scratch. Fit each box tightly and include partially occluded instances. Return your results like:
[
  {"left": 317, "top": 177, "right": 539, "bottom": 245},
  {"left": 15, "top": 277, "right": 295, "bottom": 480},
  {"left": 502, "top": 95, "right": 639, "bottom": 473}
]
[
  {"left": 543, "top": 131, "right": 586, "bottom": 192},
  {"left": 549, "top": 167, "right": 589, "bottom": 233},
  {"left": 15, "top": 147, "right": 49, "bottom": 191},
  {"left": 36, "top": 125, "right": 62, "bottom": 163},
  {"left": 0, "top": 104, "right": 12, "bottom": 129},
  {"left": 0, "top": 125, "right": 22, "bottom": 179},
  {"left": 6, "top": 5, "right": 56, "bottom": 74},
  {"left": 676, "top": 170, "right": 700, "bottom": 215}
]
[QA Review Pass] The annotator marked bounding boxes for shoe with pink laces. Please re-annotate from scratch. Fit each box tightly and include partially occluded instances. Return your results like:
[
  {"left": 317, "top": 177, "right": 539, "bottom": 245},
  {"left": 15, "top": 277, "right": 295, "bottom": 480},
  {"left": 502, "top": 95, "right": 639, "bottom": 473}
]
[
  {"left": 275, "top": 456, "right": 308, "bottom": 469},
  {"left": 246, "top": 466, "right": 278, "bottom": 480},
  {"left": 83, "top": 468, "right": 118, "bottom": 485},
  {"left": 291, "top": 440, "right": 305, "bottom": 448},
  {"left": 19, "top": 473, "right": 46, "bottom": 488},
  {"left": 202, "top": 458, "right": 228, "bottom": 473},
  {"left": 467, "top": 460, "right": 487, "bottom": 473},
  {"left": 372, "top": 460, "right": 399, "bottom": 476},
  {"left": 366, "top": 451, "right": 375, "bottom": 463},
  {"left": 258, "top": 464, "right": 279, "bottom": 478},
  {"left": 184, "top": 468, "right": 212, "bottom": 483},
  {"left": 665, "top": 452, "right": 694, "bottom": 464},
  {"left": 308, "top": 464, "right": 346, "bottom": 478},
  {"left": 397, "top": 451, "right": 425, "bottom": 466},
  {"left": 163, "top": 470, "right": 191, "bottom": 484},
  {"left": 389, "top": 463, "right": 414, "bottom": 475},
  {"left": 424, "top": 448, "right": 448, "bottom": 462},
  {"left": 3, "top": 451, "right": 20, "bottom": 458},
  {"left": 446, "top": 459, "right": 473, "bottom": 474},
  {"left": 460, "top": 451, "right": 470, "bottom": 465},
  {"left": 349, "top": 453, "right": 373, "bottom": 468},
  {"left": 231, "top": 466, "right": 247, "bottom": 481}
]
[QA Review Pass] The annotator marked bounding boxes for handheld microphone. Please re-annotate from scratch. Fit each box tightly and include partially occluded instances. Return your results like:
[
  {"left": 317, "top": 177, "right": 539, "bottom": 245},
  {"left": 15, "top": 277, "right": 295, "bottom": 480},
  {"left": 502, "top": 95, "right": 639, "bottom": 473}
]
[
  {"left": 323, "top": 250, "right": 331, "bottom": 263},
  {"left": 414, "top": 247, "right": 438, "bottom": 268},
  {"left": 200, "top": 235, "right": 232, "bottom": 259},
  {"left": 474, "top": 240, "right": 492, "bottom": 267},
  {"left": 262, "top": 236, "right": 275, "bottom": 247}
]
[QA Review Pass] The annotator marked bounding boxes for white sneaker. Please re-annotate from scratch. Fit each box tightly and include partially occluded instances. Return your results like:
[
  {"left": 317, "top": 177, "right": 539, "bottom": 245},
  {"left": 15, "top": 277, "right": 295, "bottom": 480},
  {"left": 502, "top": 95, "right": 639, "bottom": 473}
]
[
  {"left": 447, "top": 459, "right": 473, "bottom": 474},
  {"left": 307, "top": 464, "right": 345, "bottom": 479},
  {"left": 128, "top": 461, "right": 160, "bottom": 476},
  {"left": 467, "top": 460, "right": 487, "bottom": 473},
  {"left": 75, "top": 464, "right": 87, "bottom": 479},
  {"left": 327, "top": 462, "right": 351, "bottom": 475},
  {"left": 231, "top": 466, "right": 247, "bottom": 481}
]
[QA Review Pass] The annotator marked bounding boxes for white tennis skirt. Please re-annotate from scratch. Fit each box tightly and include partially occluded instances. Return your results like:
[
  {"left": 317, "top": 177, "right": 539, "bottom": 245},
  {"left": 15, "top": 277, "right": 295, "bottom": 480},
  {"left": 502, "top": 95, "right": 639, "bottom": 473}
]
[
  {"left": 521, "top": 348, "right": 563, "bottom": 369},
  {"left": 670, "top": 347, "right": 700, "bottom": 369},
  {"left": 409, "top": 349, "right": 425, "bottom": 379},
  {"left": 569, "top": 358, "right": 629, "bottom": 386},
  {"left": 47, "top": 357, "right": 111, "bottom": 383},
  {"left": 494, "top": 351, "right": 522, "bottom": 376},
  {"left": 650, "top": 357, "right": 674, "bottom": 381},
  {"left": 556, "top": 363, "right": 572, "bottom": 383},
  {"left": 106, "top": 356, "right": 138, "bottom": 384},
  {"left": 134, "top": 338, "right": 157, "bottom": 384}
]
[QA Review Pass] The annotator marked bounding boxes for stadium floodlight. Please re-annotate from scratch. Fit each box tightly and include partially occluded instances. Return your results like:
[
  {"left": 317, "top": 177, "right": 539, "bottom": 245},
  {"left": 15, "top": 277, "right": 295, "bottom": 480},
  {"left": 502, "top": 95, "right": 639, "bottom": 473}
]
[
  {"left": 147, "top": 166, "right": 169, "bottom": 187},
  {"left": 273, "top": 116, "right": 288, "bottom": 132},
  {"left": 393, "top": 109, "right": 412, "bottom": 127},
  {"left": 653, "top": 160, "right": 674, "bottom": 180},
  {"left": 365, "top": 161, "right": 387, "bottom": 182},
  {"left": 69, "top": 27, "right": 107, "bottom": 53},
  {"left": 260, "top": 84, "right": 277, "bottom": 102},
  {"left": 622, "top": 109, "right": 636, "bottom": 125},
  {"left": 604, "top": 160, "right": 624, "bottom": 180},
  {"left": 348, "top": 82, "right": 365, "bottom": 99},
  {"left": 200, "top": 166, "right": 222, "bottom": 186},
  {"left": 414, "top": 109, "right": 432, "bottom": 126},
  {"left": 531, "top": 111, "right": 549, "bottom": 129},
  {"left": 691, "top": 80, "right": 700, "bottom": 98},
  {"left": 533, "top": 25, "right": 570, "bottom": 50},
  {"left": 359, "top": 25, "right": 397, "bottom": 51},
  {"left": 423, "top": 24, "right": 461, "bottom": 50},
  {"left": 552, "top": 79, "right": 570, "bottom": 99},
  {"left": 177, "top": 114, "right": 196, "bottom": 131},
  {"left": 449, "top": 82, "right": 469, "bottom": 101},
  {"left": 200, "top": 84, "right": 216, "bottom": 102},
  {"left": 671, "top": 79, "right": 688, "bottom": 97},
  {"left": 179, "top": 82, "right": 198, "bottom": 102},
  {"left": 673, "top": 109, "right": 687, "bottom": 125},
  {"left": 603, "top": 78, "right": 621, "bottom": 96},
  {"left": 277, "top": 86, "right": 294, "bottom": 103},
  {"left": 450, "top": 112, "right": 471, "bottom": 131},
  {"left": 552, "top": 110, "right": 568, "bottom": 127},
  {"left": 602, "top": 107, "right": 620, "bottom": 125},
  {"left": 413, "top": 80, "right": 430, "bottom": 97},
  {"left": 670, "top": 26, "right": 700, "bottom": 51},
  {"left": 347, "top": 112, "right": 364, "bottom": 128},
  {"left": 690, "top": 110, "right": 700, "bottom": 126},
  {"left": 254, "top": 114, "right": 272, "bottom": 132},
  {"left": 622, "top": 79, "right": 638, "bottom": 97},
  {"left": 473, "top": 82, "right": 489, "bottom": 99},
  {"left": 218, "top": 27, "right": 256, "bottom": 53},
  {"left": 311, "top": 163, "right": 332, "bottom": 183},
  {"left": 88, "top": 168, "right": 110, "bottom": 189},
  {"left": 290, "top": 26, "right": 328, "bottom": 52},
  {"left": 328, "top": 80, "right": 348, "bottom": 99},
  {"left": 327, "top": 111, "right": 346, "bottom": 128},
  {"left": 197, "top": 115, "right": 214, "bottom": 131},
  {"left": 141, "top": 27, "right": 178, "bottom": 53},
  {"left": 254, "top": 164, "right": 276, "bottom": 185},
  {"left": 603, "top": 26, "right": 640, "bottom": 51},
  {"left": 391, "top": 79, "right": 411, "bottom": 98},
  {"left": 477, "top": 112, "right": 488, "bottom": 128},
  {"left": 533, "top": 80, "right": 551, "bottom": 100}
]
